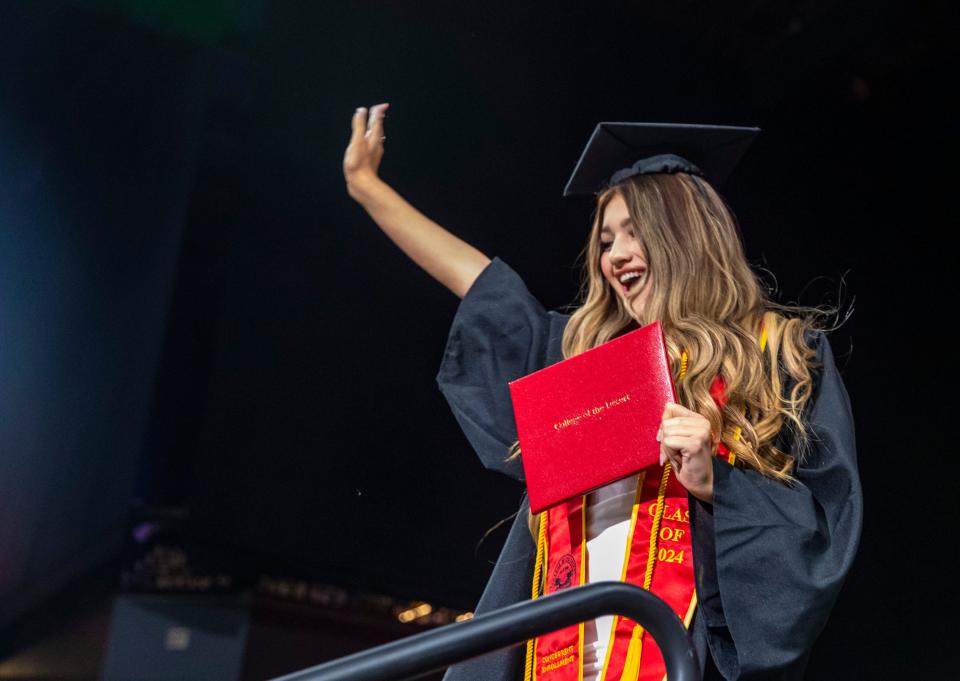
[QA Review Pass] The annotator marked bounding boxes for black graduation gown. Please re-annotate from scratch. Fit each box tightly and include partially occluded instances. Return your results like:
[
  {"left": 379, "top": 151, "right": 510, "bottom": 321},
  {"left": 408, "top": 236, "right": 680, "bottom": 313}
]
[{"left": 436, "top": 258, "right": 862, "bottom": 681}]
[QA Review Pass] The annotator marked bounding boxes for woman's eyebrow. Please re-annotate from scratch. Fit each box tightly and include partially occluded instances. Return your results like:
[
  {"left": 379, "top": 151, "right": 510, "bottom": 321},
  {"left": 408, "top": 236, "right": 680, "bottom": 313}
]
[{"left": 601, "top": 219, "right": 633, "bottom": 233}]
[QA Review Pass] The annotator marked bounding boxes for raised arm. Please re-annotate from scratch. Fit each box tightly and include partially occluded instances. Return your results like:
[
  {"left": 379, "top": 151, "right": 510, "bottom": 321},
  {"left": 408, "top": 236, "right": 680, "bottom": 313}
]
[{"left": 343, "top": 103, "right": 491, "bottom": 298}]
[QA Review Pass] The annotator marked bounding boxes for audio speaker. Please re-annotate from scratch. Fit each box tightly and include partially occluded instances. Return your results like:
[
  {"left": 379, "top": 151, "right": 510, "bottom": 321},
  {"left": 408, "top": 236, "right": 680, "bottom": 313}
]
[{"left": 101, "top": 595, "right": 248, "bottom": 681}]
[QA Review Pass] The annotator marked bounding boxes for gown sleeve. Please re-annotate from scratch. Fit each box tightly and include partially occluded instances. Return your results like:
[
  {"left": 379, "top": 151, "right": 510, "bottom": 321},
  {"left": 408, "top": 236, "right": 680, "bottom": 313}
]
[
  {"left": 436, "top": 257, "right": 568, "bottom": 481},
  {"left": 689, "top": 332, "right": 863, "bottom": 680}
]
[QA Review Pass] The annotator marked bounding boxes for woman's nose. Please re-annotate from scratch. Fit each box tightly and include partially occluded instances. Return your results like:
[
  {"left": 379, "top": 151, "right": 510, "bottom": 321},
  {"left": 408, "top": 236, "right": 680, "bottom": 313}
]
[{"left": 609, "top": 238, "right": 631, "bottom": 266}]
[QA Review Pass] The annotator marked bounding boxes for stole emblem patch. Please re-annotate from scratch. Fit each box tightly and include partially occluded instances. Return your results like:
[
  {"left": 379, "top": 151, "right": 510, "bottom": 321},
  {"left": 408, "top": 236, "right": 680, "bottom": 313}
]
[{"left": 550, "top": 554, "right": 577, "bottom": 591}]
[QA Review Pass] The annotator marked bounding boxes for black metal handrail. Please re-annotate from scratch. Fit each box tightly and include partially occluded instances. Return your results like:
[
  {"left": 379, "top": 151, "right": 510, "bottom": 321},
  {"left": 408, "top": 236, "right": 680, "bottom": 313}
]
[{"left": 270, "top": 581, "right": 699, "bottom": 681}]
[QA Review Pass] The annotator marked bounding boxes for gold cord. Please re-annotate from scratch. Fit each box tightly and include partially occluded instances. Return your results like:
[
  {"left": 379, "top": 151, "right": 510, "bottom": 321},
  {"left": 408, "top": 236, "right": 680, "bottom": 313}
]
[
  {"left": 643, "top": 465, "right": 672, "bottom": 590},
  {"left": 524, "top": 511, "right": 549, "bottom": 681}
]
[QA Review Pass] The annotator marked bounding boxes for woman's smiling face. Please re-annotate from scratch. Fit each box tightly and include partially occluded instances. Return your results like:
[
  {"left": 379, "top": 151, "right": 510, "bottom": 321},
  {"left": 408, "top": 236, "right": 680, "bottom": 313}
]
[{"left": 599, "top": 193, "right": 652, "bottom": 320}]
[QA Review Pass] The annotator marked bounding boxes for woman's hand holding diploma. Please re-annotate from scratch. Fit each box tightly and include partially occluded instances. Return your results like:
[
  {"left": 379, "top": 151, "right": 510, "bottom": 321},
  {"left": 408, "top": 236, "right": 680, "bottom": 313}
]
[{"left": 657, "top": 402, "right": 715, "bottom": 503}]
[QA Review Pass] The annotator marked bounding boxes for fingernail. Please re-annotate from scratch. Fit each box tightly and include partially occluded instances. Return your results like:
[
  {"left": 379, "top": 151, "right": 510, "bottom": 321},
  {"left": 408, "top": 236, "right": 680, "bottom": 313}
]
[{"left": 356, "top": 107, "right": 366, "bottom": 114}]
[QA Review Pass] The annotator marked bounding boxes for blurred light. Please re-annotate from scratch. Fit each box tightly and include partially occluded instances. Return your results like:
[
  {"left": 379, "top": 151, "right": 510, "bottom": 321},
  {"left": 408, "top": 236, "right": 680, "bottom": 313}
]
[
  {"left": 132, "top": 521, "right": 157, "bottom": 543},
  {"left": 850, "top": 77, "right": 871, "bottom": 101},
  {"left": 455, "top": 612, "right": 474, "bottom": 622},
  {"left": 397, "top": 602, "right": 433, "bottom": 623},
  {"left": 164, "top": 627, "right": 191, "bottom": 651}
]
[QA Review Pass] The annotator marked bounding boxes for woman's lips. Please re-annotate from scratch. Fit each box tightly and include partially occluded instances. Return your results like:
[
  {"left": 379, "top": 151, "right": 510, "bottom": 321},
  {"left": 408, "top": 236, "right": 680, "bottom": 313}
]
[{"left": 618, "top": 270, "right": 644, "bottom": 295}]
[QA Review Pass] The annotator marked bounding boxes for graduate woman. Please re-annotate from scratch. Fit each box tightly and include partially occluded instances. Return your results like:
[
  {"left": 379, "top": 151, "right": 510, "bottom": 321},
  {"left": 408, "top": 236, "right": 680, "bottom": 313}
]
[{"left": 343, "top": 103, "right": 862, "bottom": 681}]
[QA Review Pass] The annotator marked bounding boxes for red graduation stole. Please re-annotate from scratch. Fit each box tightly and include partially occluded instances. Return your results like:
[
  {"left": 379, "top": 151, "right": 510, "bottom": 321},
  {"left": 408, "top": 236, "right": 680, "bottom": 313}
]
[{"left": 524, "top": 371, "right": 740, "bottom": 681}]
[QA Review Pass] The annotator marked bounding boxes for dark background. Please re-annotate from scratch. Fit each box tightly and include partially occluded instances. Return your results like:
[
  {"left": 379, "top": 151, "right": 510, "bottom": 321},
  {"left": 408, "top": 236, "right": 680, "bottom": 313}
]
[{"left": 1, "top": 0, "right": 956, "bottom": 677}]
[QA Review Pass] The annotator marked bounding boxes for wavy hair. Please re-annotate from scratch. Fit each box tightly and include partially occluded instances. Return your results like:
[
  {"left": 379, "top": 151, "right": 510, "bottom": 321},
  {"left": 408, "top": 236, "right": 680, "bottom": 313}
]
[{"left": 556, "top": 173, "right": 828, "bottom": 481}]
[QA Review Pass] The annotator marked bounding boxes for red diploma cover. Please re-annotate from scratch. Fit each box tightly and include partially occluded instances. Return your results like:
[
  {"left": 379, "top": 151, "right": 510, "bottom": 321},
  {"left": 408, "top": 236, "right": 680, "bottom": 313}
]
[{"left": 509, "top": 321, "right": 677, "bottom": 514}]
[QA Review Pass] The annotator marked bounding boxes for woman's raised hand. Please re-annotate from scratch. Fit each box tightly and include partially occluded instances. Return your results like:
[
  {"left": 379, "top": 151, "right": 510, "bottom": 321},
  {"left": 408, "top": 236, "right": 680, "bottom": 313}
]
[
  {"left": 344, "top": 103, "right": 389, "bottom": 200},
  {"left": 340, "top": 101, "right": 490, "bottom": 297}
]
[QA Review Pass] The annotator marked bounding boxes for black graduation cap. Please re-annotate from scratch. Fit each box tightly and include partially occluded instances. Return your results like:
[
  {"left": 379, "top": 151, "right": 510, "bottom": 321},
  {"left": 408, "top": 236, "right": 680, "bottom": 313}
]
[{"left": 563, "top": 122, "right": 761, "bottom": 197}]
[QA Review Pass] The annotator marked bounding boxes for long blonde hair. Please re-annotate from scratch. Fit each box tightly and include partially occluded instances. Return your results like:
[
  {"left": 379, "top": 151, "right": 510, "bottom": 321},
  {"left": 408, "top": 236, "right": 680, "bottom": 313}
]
[{"left": 560, "top": 173, "right": 823, "bottom": 481}]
